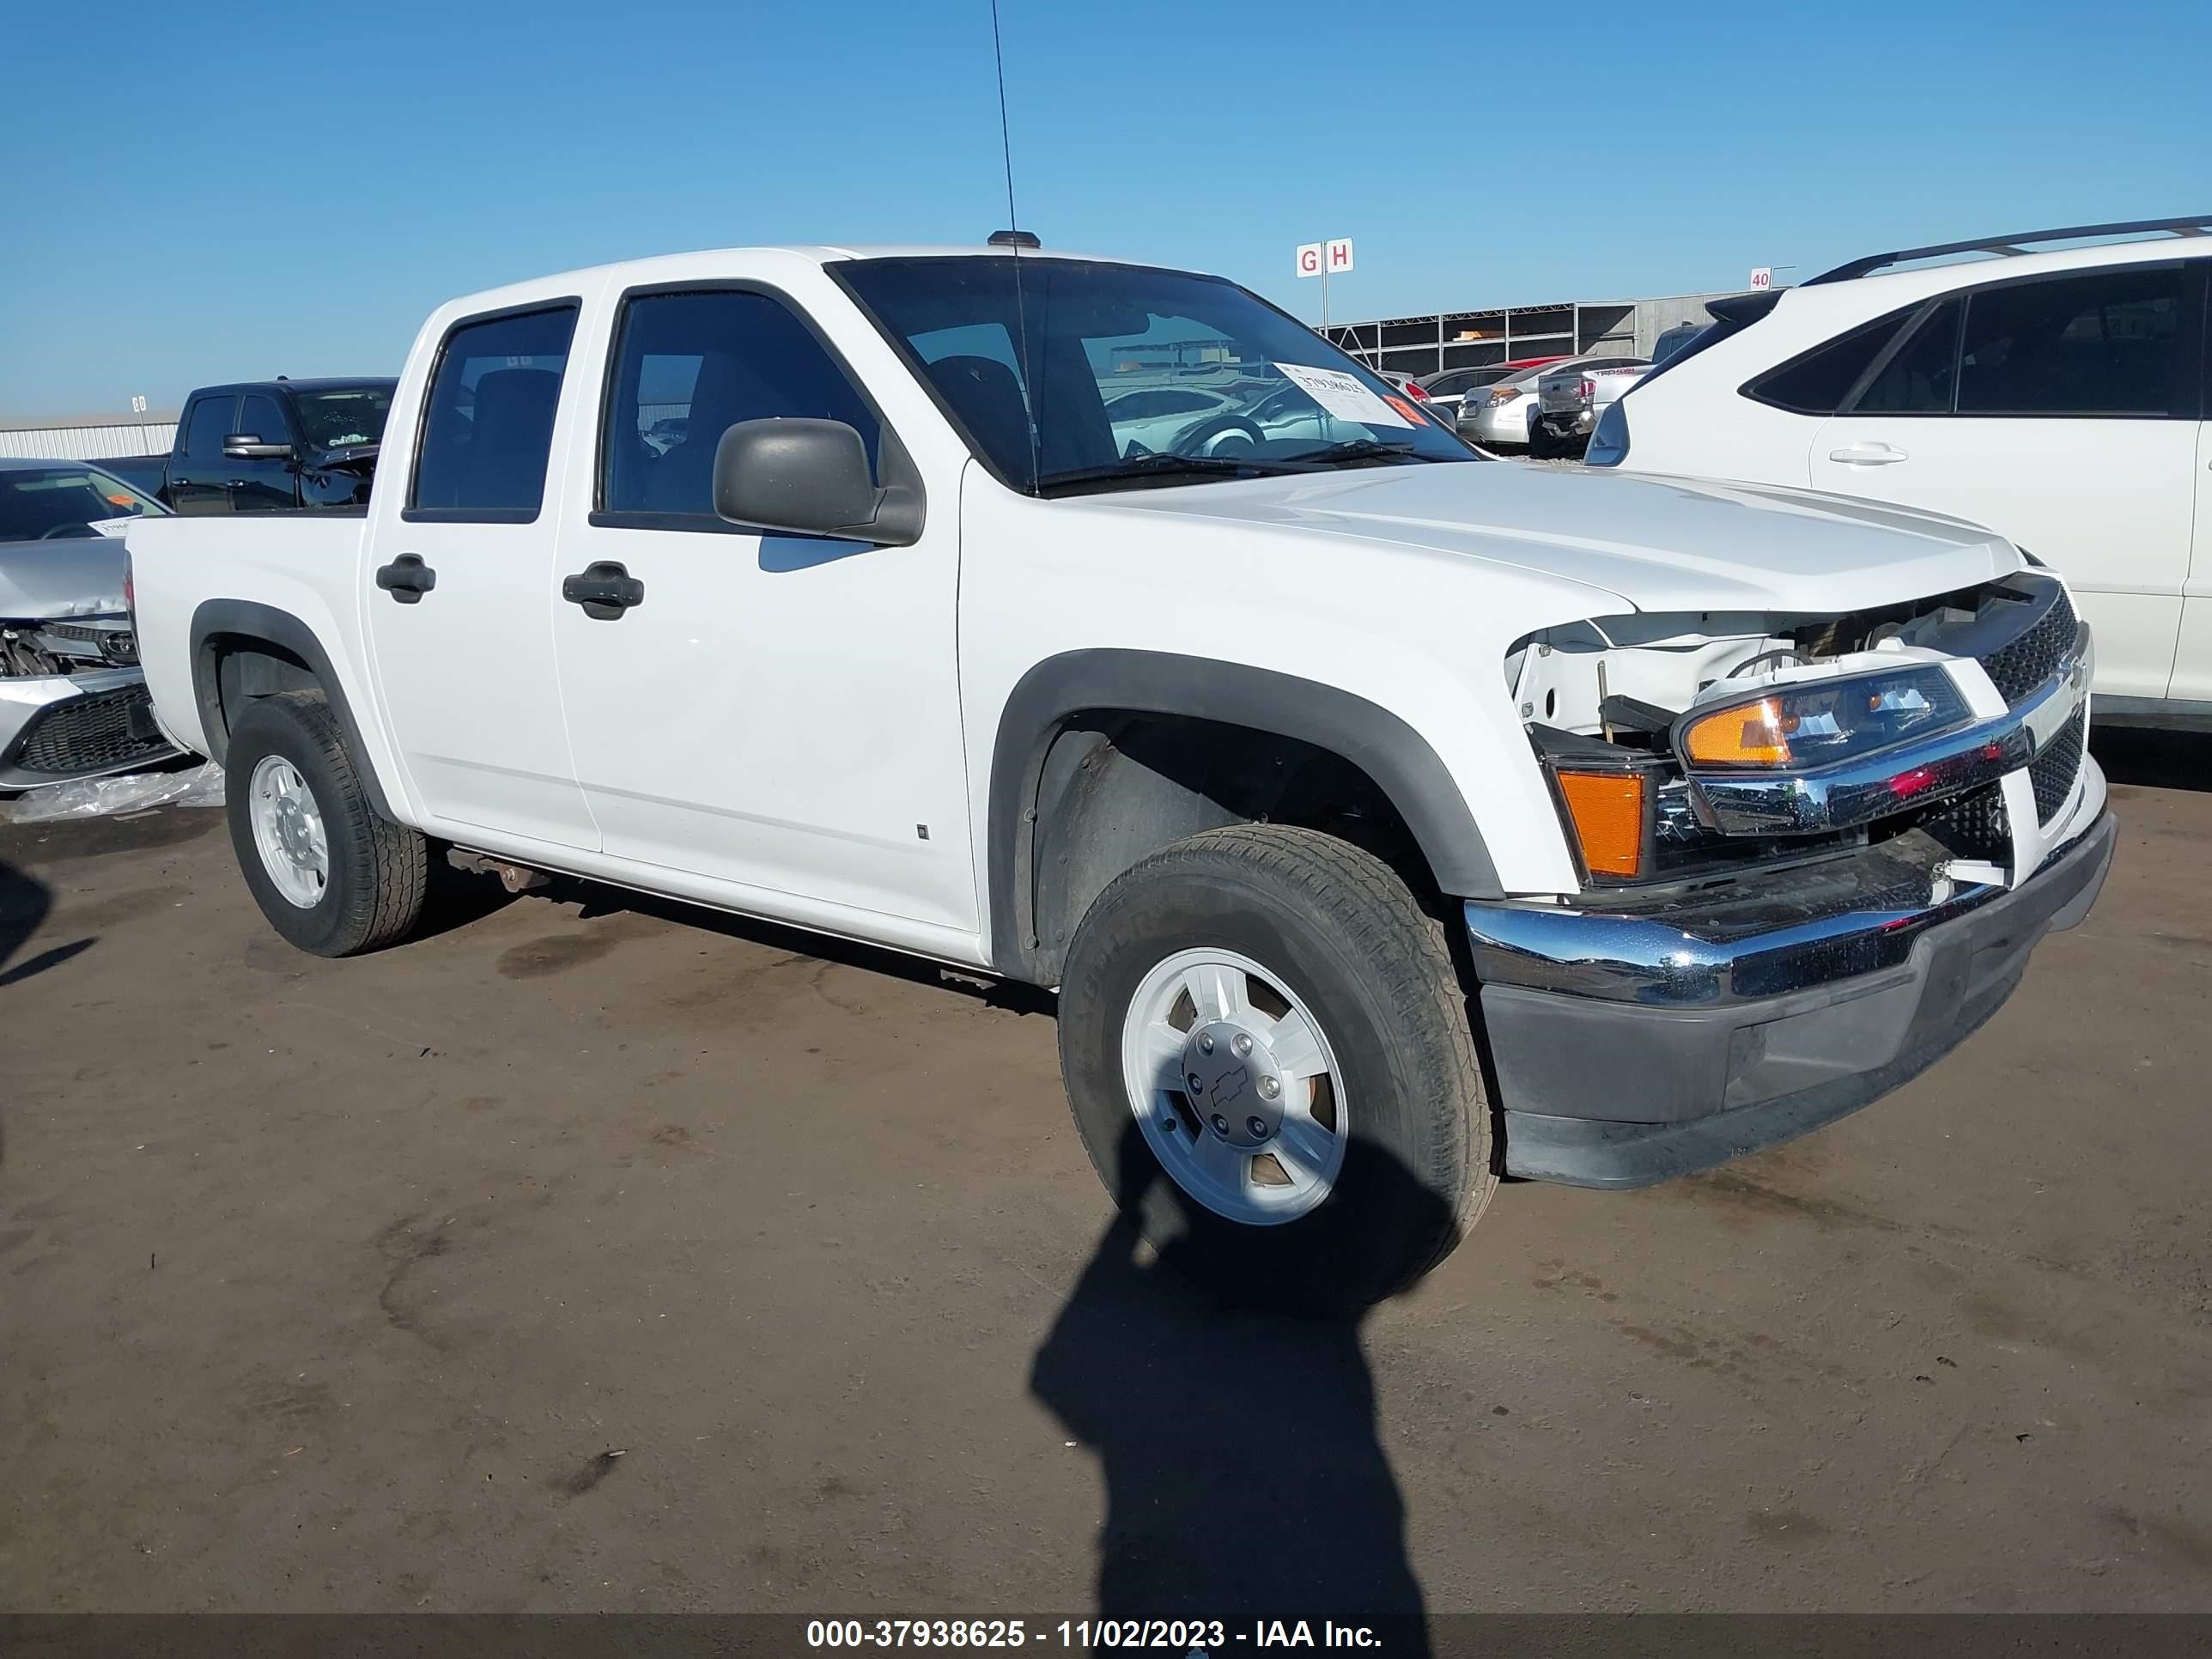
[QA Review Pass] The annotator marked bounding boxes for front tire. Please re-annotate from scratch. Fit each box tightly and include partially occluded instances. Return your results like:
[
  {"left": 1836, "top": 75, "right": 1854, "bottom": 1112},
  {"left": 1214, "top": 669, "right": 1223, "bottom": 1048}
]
[
  {"left": 1057, "top": 825, "right": 1495, "bottom": 1313},
  {"left": 225, "top": 690, "right": 429, "bottom": 957}
]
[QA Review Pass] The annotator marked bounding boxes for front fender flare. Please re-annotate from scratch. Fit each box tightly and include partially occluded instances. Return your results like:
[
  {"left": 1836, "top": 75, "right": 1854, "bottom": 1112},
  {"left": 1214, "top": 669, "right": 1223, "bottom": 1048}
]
[{"left": 986, "top": 648, "right": 1501, "bottom": 981}]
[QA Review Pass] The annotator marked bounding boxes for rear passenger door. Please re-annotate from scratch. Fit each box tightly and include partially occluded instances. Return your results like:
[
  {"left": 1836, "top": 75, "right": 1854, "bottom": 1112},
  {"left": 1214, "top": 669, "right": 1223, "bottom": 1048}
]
[
  {"left": 362, "top": 300, "right": 600, "bottom": 848},
  {"left": 1809, "top": 263, "right": 2204, "bottom": 700},
  {"left": 168, "top": 393, "right": 235, "bottom": 514},
  {"left": 548, "top": 283, "right": 976, "bottom": 934}
]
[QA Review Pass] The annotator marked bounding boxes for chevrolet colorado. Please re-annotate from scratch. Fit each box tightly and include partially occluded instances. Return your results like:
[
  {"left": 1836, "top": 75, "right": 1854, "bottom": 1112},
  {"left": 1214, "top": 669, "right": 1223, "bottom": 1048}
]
[{"left": 125, "top": 244, "right": 2114, "bottom": 1310}]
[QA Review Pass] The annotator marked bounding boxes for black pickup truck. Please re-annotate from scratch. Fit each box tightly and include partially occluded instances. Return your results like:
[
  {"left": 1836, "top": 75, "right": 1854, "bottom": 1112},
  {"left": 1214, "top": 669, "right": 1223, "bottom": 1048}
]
[{"left": 163, "top": 378, "right": 394, "bottom": 514}]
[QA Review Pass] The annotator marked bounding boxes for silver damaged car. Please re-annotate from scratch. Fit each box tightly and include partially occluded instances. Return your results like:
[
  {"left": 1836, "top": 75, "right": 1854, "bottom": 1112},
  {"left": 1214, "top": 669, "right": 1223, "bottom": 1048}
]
[{"left": 0, "top": 459, "right": 177, "bottom": 789}]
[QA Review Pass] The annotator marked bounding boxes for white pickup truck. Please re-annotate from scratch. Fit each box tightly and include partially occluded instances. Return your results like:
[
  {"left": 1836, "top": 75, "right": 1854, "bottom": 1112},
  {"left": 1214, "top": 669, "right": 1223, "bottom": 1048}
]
[{"left": 126, "top": 242, "right": 2114, "bottom": 1310}]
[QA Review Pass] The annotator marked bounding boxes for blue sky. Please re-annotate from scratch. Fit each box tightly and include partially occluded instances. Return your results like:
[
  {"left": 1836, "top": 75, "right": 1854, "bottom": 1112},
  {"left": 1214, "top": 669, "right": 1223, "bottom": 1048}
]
[{"left": 5, "top": 0, "right": 2209, "bottom": 414}]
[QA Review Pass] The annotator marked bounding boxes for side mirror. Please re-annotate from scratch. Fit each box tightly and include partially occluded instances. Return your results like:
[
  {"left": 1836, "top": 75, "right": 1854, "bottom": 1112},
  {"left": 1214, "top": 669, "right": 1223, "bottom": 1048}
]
[
  {"left": 712, "top": 419, "right": 922, "bottom": 546},
  {"left": 223, "top": 434, "right": 294, "bottom": 460}
]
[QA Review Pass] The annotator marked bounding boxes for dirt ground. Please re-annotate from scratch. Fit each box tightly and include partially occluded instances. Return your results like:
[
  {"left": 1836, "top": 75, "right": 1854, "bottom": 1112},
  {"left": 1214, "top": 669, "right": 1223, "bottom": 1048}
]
[{"left": 3, "top": 731, "right": 2208, "bottom": 1616}]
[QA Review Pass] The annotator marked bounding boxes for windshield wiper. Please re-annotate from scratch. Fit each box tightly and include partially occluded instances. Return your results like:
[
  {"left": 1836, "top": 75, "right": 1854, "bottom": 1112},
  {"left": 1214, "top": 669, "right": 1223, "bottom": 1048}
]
[
  {"left": 1276, "top": 437, "right": 1437, "bottom": 466},
  {"left": 1032, "top": 452, "right": 1304, "bottom": 495}
]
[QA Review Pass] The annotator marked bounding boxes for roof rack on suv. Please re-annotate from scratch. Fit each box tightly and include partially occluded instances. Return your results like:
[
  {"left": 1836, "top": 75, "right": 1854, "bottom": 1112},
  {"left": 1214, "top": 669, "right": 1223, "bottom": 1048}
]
[{"left": 1804, "top": 216, "right": 2212, "bottom": 286}]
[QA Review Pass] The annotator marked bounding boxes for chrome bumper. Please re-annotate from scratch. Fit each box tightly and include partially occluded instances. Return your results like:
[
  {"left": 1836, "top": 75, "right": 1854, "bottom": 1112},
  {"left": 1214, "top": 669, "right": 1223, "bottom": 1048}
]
[{"left": 1465, "top": 803, "right": 2116, "bottom": 1187}]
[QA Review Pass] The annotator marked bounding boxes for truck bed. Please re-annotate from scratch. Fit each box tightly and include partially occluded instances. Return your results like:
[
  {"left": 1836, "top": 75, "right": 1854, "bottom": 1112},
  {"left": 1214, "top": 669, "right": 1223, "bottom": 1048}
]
[{"left": 125, "top": 514, "right": 372, "bottom": 759}]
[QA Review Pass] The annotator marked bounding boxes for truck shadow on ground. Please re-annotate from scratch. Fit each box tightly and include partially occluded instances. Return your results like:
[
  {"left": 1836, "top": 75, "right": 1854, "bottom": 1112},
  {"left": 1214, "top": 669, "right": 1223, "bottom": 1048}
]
[
  {"left": 1030, "top": 1123, "right": 1440, "bottom": 1649},
  {"left": 2092, "top": 726, "right": 2212, "bottom": 793}
]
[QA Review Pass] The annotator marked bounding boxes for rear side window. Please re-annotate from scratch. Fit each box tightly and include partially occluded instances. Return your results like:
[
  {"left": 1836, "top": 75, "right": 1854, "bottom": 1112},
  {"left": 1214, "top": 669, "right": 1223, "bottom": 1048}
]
[
  {"left": 599, "top": 289, "right": 879, "bottom": 519},
  {"left": 1744, "top": 311, "right": 1913, "bottom": 415},
  {"left": 180, "top": 396, "right": 234, "bottom": 459},
  {"left": 1851, "top": 299, "right": 1961, "bottom": 414},
  {"left": 410, "top": 304, "right": 579, "bottom": 519},
  {"left": 238, "top": 393, "right": 289, "bottom": 444},
  {"left": 1958, "top": 266, "right": 2189, "bottom": 416}
]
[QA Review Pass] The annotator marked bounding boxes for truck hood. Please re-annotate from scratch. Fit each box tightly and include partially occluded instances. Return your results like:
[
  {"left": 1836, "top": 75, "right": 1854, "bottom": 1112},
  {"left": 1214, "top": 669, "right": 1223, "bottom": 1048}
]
[
  {"left": 1092, "top": 460, "right": 2017, "bottom": 615},
  {"left": 0, "top": 536, "right": 128, "bottom": 619}
]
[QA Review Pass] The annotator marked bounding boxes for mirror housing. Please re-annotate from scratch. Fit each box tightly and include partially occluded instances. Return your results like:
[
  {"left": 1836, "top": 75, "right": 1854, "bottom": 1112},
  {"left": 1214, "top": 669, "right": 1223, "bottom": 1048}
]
[
  {"left": 712, "top": 419, "right": 922, "bottom": 546},
  {"left": 223, "top": 434, "right": 294, "bottom": 460}
]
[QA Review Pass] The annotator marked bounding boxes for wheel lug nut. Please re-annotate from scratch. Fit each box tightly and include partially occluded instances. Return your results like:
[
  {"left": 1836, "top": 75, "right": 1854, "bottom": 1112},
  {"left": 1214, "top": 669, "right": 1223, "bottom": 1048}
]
[
  {"left": 1258, "top": 1076, "right": 1281, "bottom": 1100},
  {"left": 1210, "top": 1115, "right": 1230, "bottom": 1136},
  {"left": 1247, "top": 1116, "right": 1268, "bottom": 1139},
  {"left": 1232, "top": 1032, "right": 1253, "bottom": 1058},
  {"left": 1197, "top": 1033, "right": 1214, "bottom": 1054},
  {"left": 1188, "top": 1073, "right": 1205, "bottom": 1093}
]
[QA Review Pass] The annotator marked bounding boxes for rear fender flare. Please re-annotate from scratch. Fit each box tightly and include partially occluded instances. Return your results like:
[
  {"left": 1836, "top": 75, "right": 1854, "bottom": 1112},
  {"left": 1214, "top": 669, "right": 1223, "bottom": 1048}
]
[{"left": 188, "top": 599, "right": 398, "bottom": 821}]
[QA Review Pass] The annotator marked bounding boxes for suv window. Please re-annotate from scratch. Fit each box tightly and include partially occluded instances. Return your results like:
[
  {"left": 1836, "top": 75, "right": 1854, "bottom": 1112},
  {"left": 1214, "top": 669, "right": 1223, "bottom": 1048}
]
[
  {"left": 181, "top": 395, "right": 235, "bottom": 460},
  {"left": 410, "top": 305, "right": 578, "bottom": 518},
  {"left": 1957, "top": 266, "right": 2189, "bottom": 416},
  {"left": 238, "top": 393, "right": 289, "bottom": 445},
  {"left": 600, "top": 289, "right": 880, "bottom": 519},
  {"left": 1850, "top": 298, "right": 1960, "bottom": 414},
  {"left": 1745, "top": 311, "right": 1914, "bottom": 415}
]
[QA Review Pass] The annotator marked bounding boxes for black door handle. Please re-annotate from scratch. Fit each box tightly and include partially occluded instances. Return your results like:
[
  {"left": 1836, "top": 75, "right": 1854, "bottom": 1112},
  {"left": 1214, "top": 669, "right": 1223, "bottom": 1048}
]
[
  {"left": 376, "top": 554, "right": 437, "bottom": 603},
  {"left": 562, "top": 561, "right": 645, "bottom": 620}
]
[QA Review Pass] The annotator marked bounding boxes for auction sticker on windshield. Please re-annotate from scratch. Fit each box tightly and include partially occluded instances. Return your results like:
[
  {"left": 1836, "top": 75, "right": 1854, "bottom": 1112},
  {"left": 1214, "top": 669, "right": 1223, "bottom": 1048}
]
[{"left": 1273, "top": 362, "right": 1410, "bottom": 428}]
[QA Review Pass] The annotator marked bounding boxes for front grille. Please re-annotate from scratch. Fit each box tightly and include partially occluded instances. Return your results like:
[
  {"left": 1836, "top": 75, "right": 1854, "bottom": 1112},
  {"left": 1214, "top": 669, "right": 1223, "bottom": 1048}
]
[
  {"left": 1924, "top": 781, "right": 2009, "bottom": 862},
  {"left": 2031, "top": 706, "right": 2086, "bottom": 824},
  {"left": 1978, "top": 588, "right": 2077, "bottom": 704},
  {"left": 13, "top": 685, "right": 167, "bottom": 778},
  {"left": 40, "top": 621, "right": 138, "bottom": 665}
]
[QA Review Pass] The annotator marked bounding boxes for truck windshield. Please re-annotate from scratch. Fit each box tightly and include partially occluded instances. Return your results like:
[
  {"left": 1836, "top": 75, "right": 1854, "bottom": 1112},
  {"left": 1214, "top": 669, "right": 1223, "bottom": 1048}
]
[
  {"left": 0, "top": 465, "right": 168, "bottom": 541},
  {"left": 836, "top": 257, "right": 1474, "bottom": 494},
  {"left": 295, "top": 386, "right": 394, "bottom": 450}
]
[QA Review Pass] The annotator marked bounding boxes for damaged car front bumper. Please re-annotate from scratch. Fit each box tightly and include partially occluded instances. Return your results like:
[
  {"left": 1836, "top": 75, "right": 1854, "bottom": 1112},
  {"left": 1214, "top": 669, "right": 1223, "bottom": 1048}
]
[{"left": 0, "top": 665, "right": 173, "bottom": 790}]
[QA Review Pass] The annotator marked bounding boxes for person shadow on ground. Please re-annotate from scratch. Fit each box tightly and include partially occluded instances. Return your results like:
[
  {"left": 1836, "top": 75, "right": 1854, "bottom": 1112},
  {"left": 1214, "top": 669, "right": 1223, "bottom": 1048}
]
[{"left": 1030, "top": 1122, "right": 1444, "bottom": 1653}]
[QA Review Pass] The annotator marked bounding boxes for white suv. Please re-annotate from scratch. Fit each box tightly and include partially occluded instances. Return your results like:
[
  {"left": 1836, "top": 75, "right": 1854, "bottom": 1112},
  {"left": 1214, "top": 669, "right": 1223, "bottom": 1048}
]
[{"left": 1594, "top": 217, "right": 2212, "bottom": 725}]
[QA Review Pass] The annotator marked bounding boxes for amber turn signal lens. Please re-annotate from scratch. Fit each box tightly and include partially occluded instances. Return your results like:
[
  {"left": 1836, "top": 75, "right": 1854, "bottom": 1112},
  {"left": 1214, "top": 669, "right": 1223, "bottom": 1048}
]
[
  {"left": 1554, "top": 769, "right": 1649, "bottom": 879},
  {"left": 1680, "top": 696, "right": 1793, "bottom": 765}
]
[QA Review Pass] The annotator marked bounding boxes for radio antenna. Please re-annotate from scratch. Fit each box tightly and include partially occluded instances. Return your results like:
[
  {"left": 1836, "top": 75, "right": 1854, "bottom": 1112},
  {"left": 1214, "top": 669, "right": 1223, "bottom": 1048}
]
[
  {"left": 989, "top": 0, "right": 1019, "bottom": 234},
  {"left": 987, "top": 0, "right": 1041, "bottom": 485}
]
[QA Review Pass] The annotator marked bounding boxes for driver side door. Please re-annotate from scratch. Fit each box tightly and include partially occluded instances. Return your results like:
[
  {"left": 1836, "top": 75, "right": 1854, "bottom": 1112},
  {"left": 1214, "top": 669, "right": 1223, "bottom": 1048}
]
[{"left": 548, "top": 283, "right": 978, "bottom": 935}]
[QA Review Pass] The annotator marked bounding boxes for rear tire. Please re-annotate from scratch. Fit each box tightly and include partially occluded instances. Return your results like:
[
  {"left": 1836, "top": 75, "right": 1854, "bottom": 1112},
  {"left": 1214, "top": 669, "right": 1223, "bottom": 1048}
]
[
  {"left": 1527, "top": 419, "right": 1559, "bottom": 459},
  {"left": 1057, "top": 824, "right": 1495, "bottom": 1314},
  {"left": 225, "top": 690, "right": 429, "bottom": 957}
]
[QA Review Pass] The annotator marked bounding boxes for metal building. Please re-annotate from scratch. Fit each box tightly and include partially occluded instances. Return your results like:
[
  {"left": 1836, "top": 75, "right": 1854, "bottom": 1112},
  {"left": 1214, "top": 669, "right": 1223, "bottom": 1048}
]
[
  {"left": 1324, "top": 290, "right": 1750, "bottom": 376},
  {"left": 0, "top": 413, "right": 179, "bottom": 461}
]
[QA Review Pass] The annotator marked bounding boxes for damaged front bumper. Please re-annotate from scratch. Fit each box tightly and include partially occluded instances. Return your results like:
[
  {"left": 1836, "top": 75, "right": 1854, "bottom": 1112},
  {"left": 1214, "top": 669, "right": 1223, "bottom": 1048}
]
[
  {"left": 1464, "top": 763, "right": 2114, "bottom": 1188},
  {"left": 0, "top": 667, "right": 175, "bottom": 790}
]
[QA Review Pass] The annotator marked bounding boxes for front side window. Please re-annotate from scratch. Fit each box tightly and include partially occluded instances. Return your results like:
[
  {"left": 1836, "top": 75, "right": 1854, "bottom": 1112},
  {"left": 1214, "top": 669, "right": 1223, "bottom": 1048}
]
[
  {"left": 836, "top": 257, "right": 1473, "bottom": 493},
  {"left": 181, "top": 396, "right": 234, "bottom": 460},
  {"left": 410, "top": 305, "right": 578, "bottom": 517},
  {"left": 1957, "top": 266, "right": 2188, "bottom": 416},
  {"left": 599, "top": 289, "right": 880, "bottom": 518},
  {"left": 238, "top": 393, "right": 290, "bottom": 445}
]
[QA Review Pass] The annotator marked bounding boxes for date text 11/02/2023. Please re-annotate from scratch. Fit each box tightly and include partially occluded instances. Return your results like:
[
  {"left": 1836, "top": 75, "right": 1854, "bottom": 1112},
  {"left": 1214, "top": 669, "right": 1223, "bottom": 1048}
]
[{"left": 805, "top": 1620, "right": 1386, "bottom": 1649}]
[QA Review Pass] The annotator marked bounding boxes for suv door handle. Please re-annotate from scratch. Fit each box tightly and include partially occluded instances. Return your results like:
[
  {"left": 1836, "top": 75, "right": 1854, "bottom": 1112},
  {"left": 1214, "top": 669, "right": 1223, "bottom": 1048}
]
[
  {"left": 1828, "top": 441, "right": 1909, "bottom": 465},
  {"left": 562, "top": 561, "right": 645, "bottom": 620},
  {"left": 375, "top": 554, "right": 437, "bottom": 603}
]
